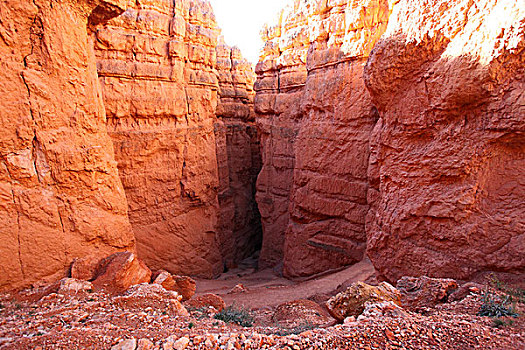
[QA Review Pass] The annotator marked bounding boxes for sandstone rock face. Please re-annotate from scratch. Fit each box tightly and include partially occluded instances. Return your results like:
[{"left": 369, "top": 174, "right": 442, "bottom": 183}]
[
  {"left": 0, "top": 0, "right": 135, "bottom": 290},
  {"left": 255, "top": 0, "right": 390, "bottom": 275},
  {"left": 94, "top": 0, "right": 223, "bottom": 278},
  {"left": 326, "top": 281, "right": 401, "bottom": 321},
  {"left": 364, "top": 0, "right": 525, "bottom": 283},
  {"left": 94, "top": 0, "right": 260, "bottom": 278},
  {"left": 215, "top": 41, "right": 262, "bottom": 269}
]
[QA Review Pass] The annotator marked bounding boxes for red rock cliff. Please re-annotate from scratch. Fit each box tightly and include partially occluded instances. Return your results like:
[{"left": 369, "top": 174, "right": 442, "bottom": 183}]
[
  {"left": 256, "top": 0, "right": 524, "bottom": 282},
  {"left": 0, "top": 0, "right": 135, "bottom": 290},
  {"left": 93, "top": 0, "right": 259, "bottom": 277},
  {"left": 255, "top": 0, "right": 391, "bottom": 276},
  {"left": 364, "top": 0, "right": 525, "bottom": 283}
]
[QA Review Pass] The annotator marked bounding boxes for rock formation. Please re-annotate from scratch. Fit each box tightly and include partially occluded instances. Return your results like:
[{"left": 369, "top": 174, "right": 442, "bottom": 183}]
[
  {"left": 215, "top": 41, "right": 262, "bottom": 269},
  {"left": 1, "top": 0, "right": 260, "bottom": 290},
  {"left": 93, "top": 0, "right": 260, "bottom": 278},
  {"left": 364, "top": 0, "right": 525, "bottom": 283},
  {"left": 255, "top": 0, "right": 524, "bottom": 282},
  {"left": 0, "top": 0, "right": 135, "bottom": 290},
  {"left": 255, "top": 0, "right": 390, "bottom": 275}
]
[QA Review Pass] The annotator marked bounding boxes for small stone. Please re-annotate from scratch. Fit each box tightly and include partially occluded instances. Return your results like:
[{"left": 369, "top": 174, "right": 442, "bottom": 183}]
[
  {"left": 173, "top": 337, "right": 190, "bottom": 350},
  {"left": 112, "top": 338, "right": 137, "bottom": 350},
  {"left": 137, "top": 338, "right": 154, "bottom": 350}
]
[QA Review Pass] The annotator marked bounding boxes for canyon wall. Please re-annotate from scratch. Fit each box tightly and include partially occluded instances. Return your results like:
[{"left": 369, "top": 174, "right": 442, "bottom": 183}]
[
  {"left": 0, "top": 0, "right": 135, "bottom": 290},
  {"left": 256, "top": 0, "right": 524, "bottom": 282},
  {"left": 215, "top": 42, "right": 262, "bottom": 269},
  {"left": 364, "top": 0, "right": 525, "bottom": 282},
  {"left": 93, "top": 0, "right": 260, "bottom": 277},
  {"left": 255, "top": 0, "right": 390, "bottom": 276}
]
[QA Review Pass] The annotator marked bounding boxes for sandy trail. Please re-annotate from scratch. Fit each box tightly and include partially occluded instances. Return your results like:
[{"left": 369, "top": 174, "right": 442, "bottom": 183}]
[{"left": 194, "top": 259, "right": 376, "bottom": 309}]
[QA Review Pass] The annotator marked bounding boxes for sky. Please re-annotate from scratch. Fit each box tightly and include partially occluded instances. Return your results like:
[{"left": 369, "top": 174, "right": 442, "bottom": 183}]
[{"left": 208, "top": 0, "right": 289, "bottom": 64}]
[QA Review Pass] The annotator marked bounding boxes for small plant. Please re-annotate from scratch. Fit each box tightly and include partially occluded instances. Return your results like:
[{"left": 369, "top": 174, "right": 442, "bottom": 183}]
[
  {"left": 188, "top": 322, "right": 194, "bottom": 329},
  {"left": 477, "top": 289, "right": 518, "bottom": 318},
  {"left": 214, "top": 305, "right": 254, "bottom": 327},
  {"left": 487, "top": 274, "right": 525, "bottom": 304}
]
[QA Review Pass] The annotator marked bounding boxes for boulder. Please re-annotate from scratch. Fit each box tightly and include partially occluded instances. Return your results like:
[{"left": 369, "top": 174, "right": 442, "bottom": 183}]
[
  {"left": 359, "top": 301, "right": 408, "bottom": 319},
  {"left": 272, "top": 299, "right": 333, "bottom": 327},
  {"left": 92, "top": 252, "right": 151, "bottom": 294},
  {"left": 111, "top": 339, "right": 137, "bottom": 350},
  {"left": 326, "top": 282, "right": 401, "bottom": 321},
  {"left": 153, "top": 271, "right": 196, "bottom": 301},
  {"left": 70, "top": 256, "right": 102, "bottom": 281},
  {"left": 228, "top": 284, "right": 249, "bottom": 294},
  {"left": 184, "top": 293, "right": 226, "bottom": 312},
  {"left": 396, "top": 276, "right": 458, "bottom": 310}
]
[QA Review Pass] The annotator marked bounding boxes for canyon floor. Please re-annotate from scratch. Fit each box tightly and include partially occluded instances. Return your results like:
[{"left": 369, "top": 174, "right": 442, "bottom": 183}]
[{"left": 0, "top": 259, "right": 523, "bottom": 350}]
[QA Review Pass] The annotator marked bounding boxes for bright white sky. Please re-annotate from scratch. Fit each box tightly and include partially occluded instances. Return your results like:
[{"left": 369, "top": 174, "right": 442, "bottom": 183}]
[{"left": 208, "top": 0, "right": 289, "bottom": 64}]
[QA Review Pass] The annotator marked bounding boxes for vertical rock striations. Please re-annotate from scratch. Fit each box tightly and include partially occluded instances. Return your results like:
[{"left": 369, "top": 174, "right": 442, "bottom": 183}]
[
  {"left": 0, "top": 0, "right": 135, "bottom": 290},
  {"left": 94, "top": 0, "right": 260, "bottom": 277},
  {"left": 364, "top": 0, "right": 525, "bottom": 283},
  {"left": 215, "top": 40, "right": 262, "bottom": 268},
  {"left": 255, "top": 0, "right": 391, "bottom": 276}
]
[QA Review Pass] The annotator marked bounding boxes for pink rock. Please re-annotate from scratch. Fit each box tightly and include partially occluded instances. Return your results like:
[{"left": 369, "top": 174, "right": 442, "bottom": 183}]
[
  {"left": 153, "top": 270, "right": 196, "bottom": 301},
  {"left": 396, "top": 276, "right": 458, "bottom": 310},
  {"left": 94, "top": 0, "right": 260, "bottom": 279},
  {"left": 326, "top": 282, "right": 401, "bottom": 321},
  {"left": 184, "top": 293, "right": 226, "bottom": 312},
  {"left": 254, "top": 0, "right": 390, "bottom": 276},
  {"left": 92, "top": 252, "right": 152, "bottom": 294}
]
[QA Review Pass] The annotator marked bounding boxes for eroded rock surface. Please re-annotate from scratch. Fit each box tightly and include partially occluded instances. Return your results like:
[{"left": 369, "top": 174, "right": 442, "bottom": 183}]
[
  {"left": 364, "top": 0, "right": 525, "bottom": 283},
  {"left": 255, "top": 0, "right": 391, "bottom": 275},
  {"left": 326, "top": 281, "right": 401, "bottom": 321},
  {"left": 94, "top": 0, "right": 259, "bottom": 278},
  {"left": 0, "top": 0, "right": 135, "bottom": 290},
  {"left": 215, "top": 41, "right": 262, "bottom": 269}
]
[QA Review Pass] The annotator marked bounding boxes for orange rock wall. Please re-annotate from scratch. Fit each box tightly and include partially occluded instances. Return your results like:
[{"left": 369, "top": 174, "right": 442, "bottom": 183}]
[
  {"left": 0, "top": 0, "right": 135, "bottom": 290},
  {"left": 256, "top": 0, "right": 524, "bottom": 281},
  {"left": 255, "top": 0, "right": 390, "bottom": 276},
  {"left": 364, "top": 0, "right": 525, "bottom": 282},
  {"left": 94, "top": 0, "right": 260, "bottom": 277}
]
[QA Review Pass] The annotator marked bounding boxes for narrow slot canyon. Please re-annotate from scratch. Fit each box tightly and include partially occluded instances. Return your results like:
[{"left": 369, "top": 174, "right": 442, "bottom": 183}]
[{"left": 0, "top": 0, "right": 524, "bottom": 348}]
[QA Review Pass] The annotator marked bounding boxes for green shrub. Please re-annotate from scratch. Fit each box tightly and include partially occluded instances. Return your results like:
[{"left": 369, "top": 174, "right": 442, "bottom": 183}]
[
  {"left": 214, "top": 305, "right": 254, "bottom": 327},
  {"left": 477, "top": 290, "right": 518, "bottom": 318},
  {"left": 488, "top": 274, "right": 525, "bottom": 304}
]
